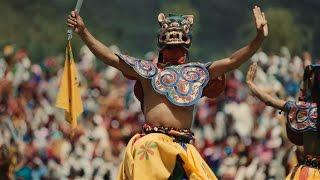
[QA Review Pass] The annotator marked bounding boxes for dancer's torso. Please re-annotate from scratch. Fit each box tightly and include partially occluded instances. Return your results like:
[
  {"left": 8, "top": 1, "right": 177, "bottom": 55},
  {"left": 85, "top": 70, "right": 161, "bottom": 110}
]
[
  {"left": 116, "top": 53, "right": 217, "bottom": 129},
  {"left": 140, "top": 78, "right": 194, "bottom": 129},
  {"left": 117, "top": 54, "right": 225, "bottom": 129}
]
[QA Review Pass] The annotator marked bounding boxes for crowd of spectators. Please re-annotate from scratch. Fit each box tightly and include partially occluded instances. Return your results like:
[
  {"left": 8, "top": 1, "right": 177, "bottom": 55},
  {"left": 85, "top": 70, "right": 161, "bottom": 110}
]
[{"left": 0, "top": 43, "right": 317, "bottom": 179}]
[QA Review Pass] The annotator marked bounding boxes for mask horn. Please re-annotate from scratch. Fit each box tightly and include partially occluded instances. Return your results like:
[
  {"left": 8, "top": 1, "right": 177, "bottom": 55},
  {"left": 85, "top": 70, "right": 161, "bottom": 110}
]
[
  {"left": 158, "top": 13, "right": 166, "bottom": 25},
  {"left": 182, "top": 15, "right": 194, "bottom": 25}
]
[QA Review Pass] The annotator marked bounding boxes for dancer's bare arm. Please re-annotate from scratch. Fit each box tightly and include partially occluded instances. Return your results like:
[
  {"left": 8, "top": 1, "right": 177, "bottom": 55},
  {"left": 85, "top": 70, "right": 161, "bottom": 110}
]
[
  {"left": 209, "top": 6, "right": 268, "bottom": 79},
  {"left": 67, "top": 11, "right": 138, "bottom": 78},
  {"left": 246, "top": 63, "right": 286, "bottom": 110}
]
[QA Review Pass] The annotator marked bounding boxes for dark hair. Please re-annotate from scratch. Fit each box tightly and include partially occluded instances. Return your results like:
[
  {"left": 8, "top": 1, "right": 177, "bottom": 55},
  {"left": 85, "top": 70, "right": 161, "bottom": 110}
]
[
  {"left": 314, "top": 68, "right": 320, "bottom": 133},
  {"left": 0, "top": 145, "right": 10, "bottom": 179},
  {"left": 303, "top": 65, "right": 320, "bottom": 132}
]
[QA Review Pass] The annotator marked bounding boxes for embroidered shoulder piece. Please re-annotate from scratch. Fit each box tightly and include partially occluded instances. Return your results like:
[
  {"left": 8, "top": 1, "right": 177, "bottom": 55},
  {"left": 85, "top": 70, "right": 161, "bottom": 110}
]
[
  {"left": 116, "top": 53, "right": 210, "bottom": 106},
  {"left": 284, "top": 101, "right": 318, "bottom": 132}
]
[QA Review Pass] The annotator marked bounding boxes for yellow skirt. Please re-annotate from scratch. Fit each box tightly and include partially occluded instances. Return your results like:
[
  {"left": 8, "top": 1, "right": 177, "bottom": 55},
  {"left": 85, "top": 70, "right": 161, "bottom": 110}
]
[
  {"left": 117, "top": 133, "right": 217, "bottom": 180},
  {"left": 286, "top": 165, "right": 320, "bottom": 180}
]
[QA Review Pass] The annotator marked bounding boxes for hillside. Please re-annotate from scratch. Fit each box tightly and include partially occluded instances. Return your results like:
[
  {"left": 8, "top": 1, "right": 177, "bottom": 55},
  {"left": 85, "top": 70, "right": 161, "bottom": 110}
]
[{"left": 1, "top": 0, "right": 319, "bottom": 61}]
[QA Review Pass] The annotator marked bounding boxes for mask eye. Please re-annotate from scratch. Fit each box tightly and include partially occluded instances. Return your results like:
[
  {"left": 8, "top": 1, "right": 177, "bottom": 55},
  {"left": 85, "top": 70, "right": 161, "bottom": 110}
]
[
  {"left": 183, "top": 25, "right": 189, "bottom": 33},
  {"left": 162, "top": 24, "right": 168, "bottom": 29}
]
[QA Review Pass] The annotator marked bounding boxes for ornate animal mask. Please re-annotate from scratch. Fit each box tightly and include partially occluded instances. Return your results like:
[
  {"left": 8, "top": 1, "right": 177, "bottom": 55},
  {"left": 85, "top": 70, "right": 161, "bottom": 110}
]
[{"left": 157, "top": 13, "right": 193, "bottom": 49}]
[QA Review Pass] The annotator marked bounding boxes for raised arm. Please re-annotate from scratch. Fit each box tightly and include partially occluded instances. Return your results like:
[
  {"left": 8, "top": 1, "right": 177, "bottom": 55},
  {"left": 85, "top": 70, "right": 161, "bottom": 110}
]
[
  {"left": 67, "top": 11, "right": 138, "bottom": 78},
  {"left": 208, "top": 6, "right": 268, "bottom": 79},
  {"left": 246, "top": 63, "right": 286, "bottom": 110}
]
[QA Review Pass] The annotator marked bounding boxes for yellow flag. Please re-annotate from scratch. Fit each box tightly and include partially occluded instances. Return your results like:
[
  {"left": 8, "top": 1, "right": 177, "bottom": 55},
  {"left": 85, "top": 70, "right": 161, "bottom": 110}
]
[{"left": 56, "top": 40, "right": 83, "bottom": 128}]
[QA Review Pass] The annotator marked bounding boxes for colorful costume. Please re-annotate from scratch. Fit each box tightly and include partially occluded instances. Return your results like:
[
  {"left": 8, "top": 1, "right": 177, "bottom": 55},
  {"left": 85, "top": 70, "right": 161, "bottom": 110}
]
[
  {"left": 116, "top": 14, "right": 225, "bottom": 179},
  {"left": 117, "top": 125, "right": 217, "bottom": 180},
  {"left": 116, "top": 53, "right": 221, "bottom": 179},
  {"left": 284, "top": 65, "right": 320, "bottom": 180},
  {"left": 116, "top": 53, "right": 224, "bottom": 106}
]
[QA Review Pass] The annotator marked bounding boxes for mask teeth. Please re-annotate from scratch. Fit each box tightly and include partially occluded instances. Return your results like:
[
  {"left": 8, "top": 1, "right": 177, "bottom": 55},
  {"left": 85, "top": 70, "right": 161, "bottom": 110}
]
[{"left": 178, "top": 32, "right": 182, "bottom": 40}]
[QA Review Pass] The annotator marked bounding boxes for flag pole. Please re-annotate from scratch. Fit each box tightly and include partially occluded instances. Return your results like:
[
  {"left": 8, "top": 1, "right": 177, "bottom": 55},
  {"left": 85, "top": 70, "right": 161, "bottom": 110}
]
[{"left": 67, "top": 0, "right": 84, "bottom": 40}]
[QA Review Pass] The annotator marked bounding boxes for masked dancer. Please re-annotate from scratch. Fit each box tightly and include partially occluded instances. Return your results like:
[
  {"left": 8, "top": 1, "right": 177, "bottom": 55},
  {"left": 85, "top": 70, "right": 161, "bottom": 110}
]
[
  {"left": 247, "top": 63, "right": 320, "bottom": 179},
  {"left": 67, "top": 6, "right": 268, "bottom": 179}
]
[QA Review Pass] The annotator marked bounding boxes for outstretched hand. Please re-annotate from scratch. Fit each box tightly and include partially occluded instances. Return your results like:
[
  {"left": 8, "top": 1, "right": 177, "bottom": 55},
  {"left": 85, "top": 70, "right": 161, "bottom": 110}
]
[
  {"left": 67, "top": 11, "right": 86, "bottom": 34},
  {"left": 246, "top": 63, "right": 258, "bottom": 84},
  {"left": 253, "top": 6, "right": 268, "bottom": 37},
  {"left": 246, "top": 62, "right": 286, "bottom": 110}
]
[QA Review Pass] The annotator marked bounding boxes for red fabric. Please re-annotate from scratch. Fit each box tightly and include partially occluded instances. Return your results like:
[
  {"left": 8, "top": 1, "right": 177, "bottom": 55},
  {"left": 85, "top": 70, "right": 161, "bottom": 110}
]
[
  {"left": 161, "top": 47, "right": 186, "bottom": 65},
  {"left": 134, "top": 81, "right": 144, "bottom": 108},
  {"left": 122, "top": 74, "right": 144, "bottom": 110},
  {"left": 299, "top": 166, "right": 309, "bottom": 180},
  {"left": 203, "top": 75, "right": 226, "bottom": 99}
]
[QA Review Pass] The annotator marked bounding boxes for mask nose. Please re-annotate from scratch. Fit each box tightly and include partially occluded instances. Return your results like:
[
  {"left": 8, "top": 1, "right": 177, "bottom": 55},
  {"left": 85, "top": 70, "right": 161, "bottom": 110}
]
[{"left": 170, "top": 22, "right": 179, "bottom": 27}]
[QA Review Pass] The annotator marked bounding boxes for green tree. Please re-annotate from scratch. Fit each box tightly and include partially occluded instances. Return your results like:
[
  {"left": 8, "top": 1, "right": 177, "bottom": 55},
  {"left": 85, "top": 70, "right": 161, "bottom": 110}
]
[{"left": 263, "top": 8, "right": 312, "bottom": 55}]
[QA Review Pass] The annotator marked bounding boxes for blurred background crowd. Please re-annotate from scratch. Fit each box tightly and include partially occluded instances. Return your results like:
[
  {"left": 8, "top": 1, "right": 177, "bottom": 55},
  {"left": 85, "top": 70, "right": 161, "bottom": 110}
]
[{"left": 0, "top": 42, "right": 318, "bottom": 179}]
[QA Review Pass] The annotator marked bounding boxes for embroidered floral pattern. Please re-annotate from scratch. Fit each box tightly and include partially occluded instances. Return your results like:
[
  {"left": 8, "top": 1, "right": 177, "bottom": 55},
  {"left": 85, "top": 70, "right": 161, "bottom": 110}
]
[
  {"left": 116, "top": 53, "right": 210, "bottom": 106},
  {"left": 152, "top": 63, "right": 210, "bottom": 106},
  {"left": 285, "top": 101, "right": 318, "bottom": 132},
  {"left": 136, "top": 141, "right": 157, "bottom": 160},
  {"left": 116, "top": 53, "right": 157, "bottom": 78}
]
